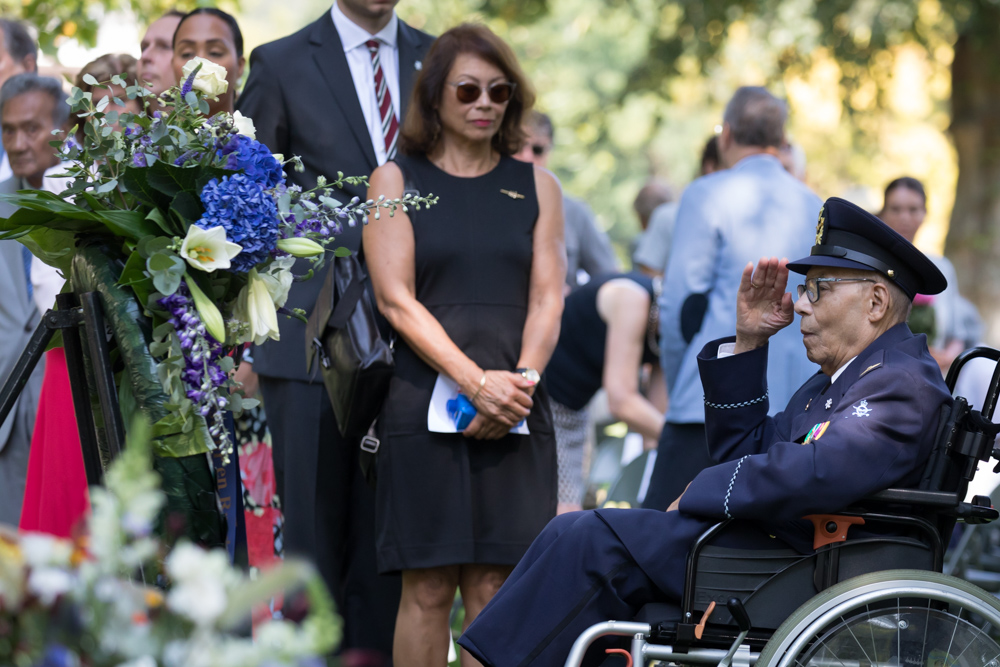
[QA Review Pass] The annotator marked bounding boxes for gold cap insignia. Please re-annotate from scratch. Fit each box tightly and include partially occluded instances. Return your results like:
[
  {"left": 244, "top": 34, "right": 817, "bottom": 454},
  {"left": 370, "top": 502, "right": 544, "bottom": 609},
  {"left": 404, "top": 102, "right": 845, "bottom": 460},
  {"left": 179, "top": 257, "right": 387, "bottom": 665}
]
[{"left": 815, "top": 208, "right": 826, "bottom": 245}]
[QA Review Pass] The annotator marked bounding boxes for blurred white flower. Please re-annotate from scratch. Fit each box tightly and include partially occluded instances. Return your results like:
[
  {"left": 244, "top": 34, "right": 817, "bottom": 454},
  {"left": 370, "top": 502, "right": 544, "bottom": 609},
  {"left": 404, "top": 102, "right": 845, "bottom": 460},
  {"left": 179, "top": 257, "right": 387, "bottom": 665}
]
[
  {"left": 27, "top": 566, "right": 74, "bottom": 605},
  {"left": 19, "top": 533, "right": 72, "bottom": 567},
  {"left": 165, "top": 543, "right": 234, "bottom": 628}
]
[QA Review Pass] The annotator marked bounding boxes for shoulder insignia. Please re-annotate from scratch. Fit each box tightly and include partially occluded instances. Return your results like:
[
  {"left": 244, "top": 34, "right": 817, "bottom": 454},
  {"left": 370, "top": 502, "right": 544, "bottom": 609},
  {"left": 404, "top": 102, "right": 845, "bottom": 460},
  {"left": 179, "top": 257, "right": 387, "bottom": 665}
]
[{"left": 859, "top": 362, "right": 882, "bottom": 378}]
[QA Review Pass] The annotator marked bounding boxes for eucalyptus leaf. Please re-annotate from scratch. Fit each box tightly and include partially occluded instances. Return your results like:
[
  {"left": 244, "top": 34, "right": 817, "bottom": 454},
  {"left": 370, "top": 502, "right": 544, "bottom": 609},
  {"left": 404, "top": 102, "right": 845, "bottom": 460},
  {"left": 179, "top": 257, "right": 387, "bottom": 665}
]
[
  {"left": 152, "top": 270, "right": 182, "bottom": 295},
  {"left": 82, "top": 73, "right": 98, "bottom": 86}
]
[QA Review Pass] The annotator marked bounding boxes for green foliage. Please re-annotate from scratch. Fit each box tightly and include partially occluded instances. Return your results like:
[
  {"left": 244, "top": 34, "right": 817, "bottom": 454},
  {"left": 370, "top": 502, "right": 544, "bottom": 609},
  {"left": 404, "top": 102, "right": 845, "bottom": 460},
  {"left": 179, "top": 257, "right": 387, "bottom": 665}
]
[{"left": 1, "top": 0, "right": 239, "bottom": 53}]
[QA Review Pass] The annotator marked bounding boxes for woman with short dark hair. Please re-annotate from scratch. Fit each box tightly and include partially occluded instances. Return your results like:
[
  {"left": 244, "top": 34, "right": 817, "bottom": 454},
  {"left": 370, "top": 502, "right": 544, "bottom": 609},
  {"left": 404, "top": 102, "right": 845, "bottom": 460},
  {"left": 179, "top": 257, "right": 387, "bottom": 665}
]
[{"left": 364, "top": 23, "right": 565, "bottom": 666}]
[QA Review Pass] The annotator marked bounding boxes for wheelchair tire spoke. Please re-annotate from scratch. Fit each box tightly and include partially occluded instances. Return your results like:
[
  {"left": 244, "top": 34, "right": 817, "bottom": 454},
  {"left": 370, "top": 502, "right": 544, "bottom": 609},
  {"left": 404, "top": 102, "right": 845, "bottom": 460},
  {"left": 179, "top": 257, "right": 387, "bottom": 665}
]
[{"left": 944, "top": 604, "right": 963, "bottom": 662}]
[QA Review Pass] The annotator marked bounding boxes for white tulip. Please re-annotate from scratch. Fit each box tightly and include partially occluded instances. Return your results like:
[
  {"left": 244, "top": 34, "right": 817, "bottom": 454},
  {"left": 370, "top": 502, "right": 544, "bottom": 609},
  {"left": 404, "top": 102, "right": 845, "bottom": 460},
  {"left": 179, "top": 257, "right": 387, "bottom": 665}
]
[
  {"left": 232, "top": 110, "right": 256, "bottom": 140},
  {"left": 180, "top": 57, "right": 229, "bottom": 98},
  {"left": 180, "top": 225, "right": 242, "bottom": 273}
]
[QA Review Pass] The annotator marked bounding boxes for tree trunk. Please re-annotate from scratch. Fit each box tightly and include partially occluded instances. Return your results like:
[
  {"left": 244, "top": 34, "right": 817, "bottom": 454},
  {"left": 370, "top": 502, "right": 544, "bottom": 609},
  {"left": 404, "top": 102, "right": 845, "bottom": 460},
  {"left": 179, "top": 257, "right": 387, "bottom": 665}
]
[{"left": 946, "top": 4, "right": 1000, "bottom": 344}]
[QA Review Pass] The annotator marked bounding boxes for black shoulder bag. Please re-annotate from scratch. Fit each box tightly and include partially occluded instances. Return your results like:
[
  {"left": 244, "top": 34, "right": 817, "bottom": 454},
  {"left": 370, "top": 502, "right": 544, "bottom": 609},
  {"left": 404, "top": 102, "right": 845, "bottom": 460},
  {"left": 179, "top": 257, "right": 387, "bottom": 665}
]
[{"left": 304, "top": 161, "right": 418, "bottom": 486}]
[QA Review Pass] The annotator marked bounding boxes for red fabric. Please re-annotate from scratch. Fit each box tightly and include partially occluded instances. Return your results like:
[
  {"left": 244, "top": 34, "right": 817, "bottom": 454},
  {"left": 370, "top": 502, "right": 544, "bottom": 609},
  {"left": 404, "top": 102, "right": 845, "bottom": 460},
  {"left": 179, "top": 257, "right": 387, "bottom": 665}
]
[{"left": 19, "top": 348, "right": 89, "bottom": 537}]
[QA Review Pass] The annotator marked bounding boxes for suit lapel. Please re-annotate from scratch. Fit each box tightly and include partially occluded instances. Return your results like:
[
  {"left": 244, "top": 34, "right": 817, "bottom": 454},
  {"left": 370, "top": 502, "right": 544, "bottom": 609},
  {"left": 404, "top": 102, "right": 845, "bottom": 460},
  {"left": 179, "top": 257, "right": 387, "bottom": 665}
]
[
  {"left": 309, "top": 14, "right": 378, "bottom": 170},
  {"left": 396, "top": 22, "right": 421, "bottom": 122}
]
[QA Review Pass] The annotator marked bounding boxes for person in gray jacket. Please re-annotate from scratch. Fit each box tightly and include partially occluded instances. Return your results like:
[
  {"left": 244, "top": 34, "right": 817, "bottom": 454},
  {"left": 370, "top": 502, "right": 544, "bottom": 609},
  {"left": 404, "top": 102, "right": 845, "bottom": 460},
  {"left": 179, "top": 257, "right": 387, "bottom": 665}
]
[{"left": 0, "top": 73, "right": 69, "bottom": 524}]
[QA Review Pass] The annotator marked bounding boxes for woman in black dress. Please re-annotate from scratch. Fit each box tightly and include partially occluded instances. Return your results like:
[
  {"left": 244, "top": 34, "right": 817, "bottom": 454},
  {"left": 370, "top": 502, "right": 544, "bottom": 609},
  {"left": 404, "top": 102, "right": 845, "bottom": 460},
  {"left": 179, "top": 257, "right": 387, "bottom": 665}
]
[{"left": 363, "top": 24, "right": 565, "bottom": 667}]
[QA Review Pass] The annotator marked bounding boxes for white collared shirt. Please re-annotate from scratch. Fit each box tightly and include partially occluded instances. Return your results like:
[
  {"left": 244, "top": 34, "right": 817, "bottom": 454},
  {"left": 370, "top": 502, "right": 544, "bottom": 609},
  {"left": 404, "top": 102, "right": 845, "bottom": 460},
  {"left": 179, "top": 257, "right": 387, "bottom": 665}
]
[
  {"left": 331, "top": 1, "right": 400, "bottom": 166},
  {"left": 718, "top": 342, "right": 856, "bottom": 384}
]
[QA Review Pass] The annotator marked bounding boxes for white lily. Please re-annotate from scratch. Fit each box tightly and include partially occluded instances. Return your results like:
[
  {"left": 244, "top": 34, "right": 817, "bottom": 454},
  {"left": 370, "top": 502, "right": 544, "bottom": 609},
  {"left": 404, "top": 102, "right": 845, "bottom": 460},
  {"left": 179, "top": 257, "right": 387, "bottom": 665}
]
[
  {"left": 180, "top": 225, "right": 242, "bottom": 273},
  {"left": 232, "top": 110, "right": 256, "bottom": 139},
  {"left": 236, "top": 268, "right": 281, "bottom": 345},
  {"left": 185, "top": 276, "right": 227, "bottom": 344},
  {"left": 276, "top": 237, "right": 324, "bottom": 258}
]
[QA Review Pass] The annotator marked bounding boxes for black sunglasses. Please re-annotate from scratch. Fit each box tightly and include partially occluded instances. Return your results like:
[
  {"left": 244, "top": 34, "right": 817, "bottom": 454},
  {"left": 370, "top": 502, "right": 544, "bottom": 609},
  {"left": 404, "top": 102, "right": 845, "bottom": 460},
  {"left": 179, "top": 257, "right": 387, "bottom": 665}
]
[{"left": 448, "top": 81, "right": 516, "bottom": 105}]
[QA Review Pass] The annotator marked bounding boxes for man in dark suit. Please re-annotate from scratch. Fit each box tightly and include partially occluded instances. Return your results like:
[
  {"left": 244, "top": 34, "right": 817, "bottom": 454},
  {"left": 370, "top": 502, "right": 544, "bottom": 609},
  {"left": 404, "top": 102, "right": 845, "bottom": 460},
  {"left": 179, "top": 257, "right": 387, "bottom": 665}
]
[
  {"left": 236, "top": 2, "right": 434, "bottom": 662},
  {"left": 458, "top": 198, "right": 954, "bottom": 666}
]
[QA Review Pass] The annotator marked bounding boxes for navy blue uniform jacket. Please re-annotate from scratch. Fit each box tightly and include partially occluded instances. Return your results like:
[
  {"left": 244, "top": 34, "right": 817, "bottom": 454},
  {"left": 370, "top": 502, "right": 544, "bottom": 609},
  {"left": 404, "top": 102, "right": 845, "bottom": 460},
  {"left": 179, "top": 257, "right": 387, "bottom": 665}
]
[{"left": 459, "top": 323, "right": 951, "bottom": 666}]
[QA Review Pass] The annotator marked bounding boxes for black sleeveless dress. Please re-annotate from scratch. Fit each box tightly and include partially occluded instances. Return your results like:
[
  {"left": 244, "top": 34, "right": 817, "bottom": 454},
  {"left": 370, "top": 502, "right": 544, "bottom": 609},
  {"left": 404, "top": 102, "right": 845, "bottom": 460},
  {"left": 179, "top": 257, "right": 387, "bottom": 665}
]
[{"left": 375, "top": 154, "right": 558, "bottom": 574}]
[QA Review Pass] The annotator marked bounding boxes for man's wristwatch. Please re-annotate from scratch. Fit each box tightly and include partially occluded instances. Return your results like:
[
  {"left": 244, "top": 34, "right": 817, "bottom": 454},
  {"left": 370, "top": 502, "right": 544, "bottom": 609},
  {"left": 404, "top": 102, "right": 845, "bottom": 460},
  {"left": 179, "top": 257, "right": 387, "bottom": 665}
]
[{"left": 516, "top": 367, "right": 540, "bottom": 383}]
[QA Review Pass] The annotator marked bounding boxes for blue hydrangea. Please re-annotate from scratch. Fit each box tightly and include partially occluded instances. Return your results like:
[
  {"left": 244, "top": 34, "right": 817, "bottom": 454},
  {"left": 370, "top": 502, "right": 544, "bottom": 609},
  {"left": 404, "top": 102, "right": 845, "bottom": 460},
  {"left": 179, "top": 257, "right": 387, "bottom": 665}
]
[
  {"left": 196, "top": 173, "right": 280, "bottom": 272},
  {"left": 217, "top": 134, "right": 284, "bottom": 189}
]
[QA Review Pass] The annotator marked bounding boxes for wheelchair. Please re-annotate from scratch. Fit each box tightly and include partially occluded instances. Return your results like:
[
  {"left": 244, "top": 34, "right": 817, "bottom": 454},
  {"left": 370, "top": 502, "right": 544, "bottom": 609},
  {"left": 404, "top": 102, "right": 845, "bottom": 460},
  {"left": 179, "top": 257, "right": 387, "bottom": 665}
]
[{"left": 566, "top": 346, "right": 1000, "bottom": 667}]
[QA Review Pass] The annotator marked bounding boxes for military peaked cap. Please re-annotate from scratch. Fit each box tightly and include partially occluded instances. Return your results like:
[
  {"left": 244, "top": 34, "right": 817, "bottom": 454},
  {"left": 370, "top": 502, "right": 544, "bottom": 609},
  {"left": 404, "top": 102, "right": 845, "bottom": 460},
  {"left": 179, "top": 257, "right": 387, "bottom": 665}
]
[{"left": 787, "top": 196, "right": 947, "bottom": 298}]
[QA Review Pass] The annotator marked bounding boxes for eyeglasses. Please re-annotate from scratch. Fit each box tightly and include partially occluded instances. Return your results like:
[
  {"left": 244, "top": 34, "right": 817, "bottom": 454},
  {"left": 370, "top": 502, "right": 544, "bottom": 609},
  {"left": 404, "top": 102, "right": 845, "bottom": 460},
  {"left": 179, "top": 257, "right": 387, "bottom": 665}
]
[
  {"left": 530, "top": 143, "right": 548, "bottom": 156},
  {"left": 796, "top": 277, "right": 876, "bottom": 303},
  {"left": 448, "top": 81, "right": 516, "bottom": 105}
]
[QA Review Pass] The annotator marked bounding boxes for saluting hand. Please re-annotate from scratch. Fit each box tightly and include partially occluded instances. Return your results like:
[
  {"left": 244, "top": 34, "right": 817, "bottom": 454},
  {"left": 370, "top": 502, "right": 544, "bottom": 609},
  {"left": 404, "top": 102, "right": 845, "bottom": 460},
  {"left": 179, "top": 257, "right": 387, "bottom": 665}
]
[{"left": 734, "top": 257, "right": 795, "bottom": 354}]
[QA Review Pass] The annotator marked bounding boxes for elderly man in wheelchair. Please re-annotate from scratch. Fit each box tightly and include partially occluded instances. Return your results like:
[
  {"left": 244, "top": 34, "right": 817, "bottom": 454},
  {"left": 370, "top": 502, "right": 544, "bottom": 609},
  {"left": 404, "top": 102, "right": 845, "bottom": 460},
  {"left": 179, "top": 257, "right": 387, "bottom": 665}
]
[{"left": 459, "top": 197, "right": 1000, "bottom": 667}]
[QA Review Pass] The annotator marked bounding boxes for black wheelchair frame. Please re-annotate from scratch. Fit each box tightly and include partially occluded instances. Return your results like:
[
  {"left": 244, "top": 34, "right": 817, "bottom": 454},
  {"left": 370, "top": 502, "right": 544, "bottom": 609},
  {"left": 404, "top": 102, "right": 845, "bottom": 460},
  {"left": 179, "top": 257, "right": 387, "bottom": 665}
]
[{"left": 565, "top": 346, "right": 1000, "bottom": 667}]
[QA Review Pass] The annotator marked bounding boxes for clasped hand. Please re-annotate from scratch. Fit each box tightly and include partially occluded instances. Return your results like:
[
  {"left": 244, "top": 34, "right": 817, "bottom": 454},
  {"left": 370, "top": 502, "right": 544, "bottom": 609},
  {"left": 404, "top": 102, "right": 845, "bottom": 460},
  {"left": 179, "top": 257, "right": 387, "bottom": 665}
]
[
  {"left": 734, "top": 257, "right": 795, "bottom": 354},
  {"left": 464, "top": 370, "right": 534, "bottom": 440}
]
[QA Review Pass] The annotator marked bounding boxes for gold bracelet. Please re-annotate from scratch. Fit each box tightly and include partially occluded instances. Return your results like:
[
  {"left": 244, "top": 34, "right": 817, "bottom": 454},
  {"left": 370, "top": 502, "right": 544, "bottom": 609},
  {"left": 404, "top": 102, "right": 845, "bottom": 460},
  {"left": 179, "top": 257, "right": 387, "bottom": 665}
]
[{"left": 471, "top": 372, "right": 487, "bottom": 402}]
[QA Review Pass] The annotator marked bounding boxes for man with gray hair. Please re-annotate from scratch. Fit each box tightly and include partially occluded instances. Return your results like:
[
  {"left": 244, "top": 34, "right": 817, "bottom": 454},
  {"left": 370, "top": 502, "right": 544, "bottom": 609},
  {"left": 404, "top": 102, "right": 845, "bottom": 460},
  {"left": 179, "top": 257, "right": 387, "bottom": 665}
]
[
  {"left": 642, "top": 86, "right": 823, "bottom": 511},
  {"left": 0, "top": 19, "right": 38, "bottom": 182},
  {"left": 0, "top": 72, "right": 69, "bottom": 524}
]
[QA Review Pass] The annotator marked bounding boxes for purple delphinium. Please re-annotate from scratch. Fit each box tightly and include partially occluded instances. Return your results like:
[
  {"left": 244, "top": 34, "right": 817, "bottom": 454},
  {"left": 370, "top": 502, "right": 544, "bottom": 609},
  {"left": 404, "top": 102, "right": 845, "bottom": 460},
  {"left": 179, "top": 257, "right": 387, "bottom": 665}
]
[
  {"left": 180, "top": 69, "right": 197, "bottom": 97},
  {"left": 158, "top": 285, "right": 232, "bottom": 456}
]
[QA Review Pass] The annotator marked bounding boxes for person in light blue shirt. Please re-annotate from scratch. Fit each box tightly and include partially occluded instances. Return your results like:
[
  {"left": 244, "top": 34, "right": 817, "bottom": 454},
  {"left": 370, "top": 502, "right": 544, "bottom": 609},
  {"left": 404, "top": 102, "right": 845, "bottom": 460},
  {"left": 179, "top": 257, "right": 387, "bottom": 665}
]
[{"left": 643, "top": 86, "right": 823, "bottom": 510}]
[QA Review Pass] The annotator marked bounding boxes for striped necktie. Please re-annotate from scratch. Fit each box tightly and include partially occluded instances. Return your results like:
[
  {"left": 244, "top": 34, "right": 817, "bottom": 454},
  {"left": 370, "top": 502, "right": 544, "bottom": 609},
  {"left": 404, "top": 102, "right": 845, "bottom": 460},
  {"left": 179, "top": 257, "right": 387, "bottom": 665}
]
[{"left": 366, "top": 39, "right": 398, "bottom": 160}]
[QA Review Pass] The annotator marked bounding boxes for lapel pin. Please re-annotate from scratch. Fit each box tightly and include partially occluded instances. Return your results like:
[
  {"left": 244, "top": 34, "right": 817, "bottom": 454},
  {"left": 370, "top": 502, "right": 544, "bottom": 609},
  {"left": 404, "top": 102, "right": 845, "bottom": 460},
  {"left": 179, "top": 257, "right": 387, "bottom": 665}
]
[
  {"left": 825, "top": 398, "right": 832, "bottom": 410},
  {"left": 501, "top": 189, "right": 524, "bottom": 199},
  {"left": 415, "top": 61, "right": 422, "bottom": 70}
]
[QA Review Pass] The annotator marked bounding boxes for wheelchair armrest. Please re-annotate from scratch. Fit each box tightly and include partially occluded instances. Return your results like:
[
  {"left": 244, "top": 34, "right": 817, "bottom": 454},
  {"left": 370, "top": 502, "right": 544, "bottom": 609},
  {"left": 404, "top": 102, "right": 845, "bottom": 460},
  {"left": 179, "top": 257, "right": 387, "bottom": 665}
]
[{"left": 861, "top": 488, "right": 959, "bottom": 508}]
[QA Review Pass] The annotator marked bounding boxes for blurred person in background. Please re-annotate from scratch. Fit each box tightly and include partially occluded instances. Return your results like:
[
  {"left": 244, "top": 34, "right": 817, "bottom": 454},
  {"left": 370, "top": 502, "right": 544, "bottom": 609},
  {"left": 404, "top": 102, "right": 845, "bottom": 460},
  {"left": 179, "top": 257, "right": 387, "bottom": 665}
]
[
  {"left": 879, "top": 176, "right": 982, "bottom": 374},
  {"left": 642, "top": 86, "right": 821, "bottom": 512},
  {"left": 514, "top": 110, "right": 617, "bottom": 291},
  {"left": 138, "top": 10, "right": 184, "bottom": 96},
  {"left": 73, "top": 54, "right": 141, "bottom": 143},
  {"left": 629, "top": 179, "right": 672, "bottom": 273},
  {"left": 364, "top": 24, "right": 564, "bottom": 666},
  {"left": 780, "top": 140, "right": 808, "bottom": 182},
  {"left": 545, "top": 272, "right": 665, "bottom": 513},
  {"left": 0, "top": 73, "right": 69, "bottom": 526},
  {"left": 632, "top": 135, "right": 722, "bottom": 279},
  {"left": 0, "top": 19, "right": 37, "bottom": 182}
]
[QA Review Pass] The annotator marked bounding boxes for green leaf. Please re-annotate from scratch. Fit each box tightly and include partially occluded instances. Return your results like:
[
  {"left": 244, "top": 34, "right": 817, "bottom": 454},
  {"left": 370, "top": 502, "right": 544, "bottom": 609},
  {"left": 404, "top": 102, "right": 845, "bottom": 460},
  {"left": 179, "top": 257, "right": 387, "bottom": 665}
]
[
  {"left": 147, "top": 250, "right": 184, "bottom": 273},
  {"left": 117, "top": 250, "right": 148, "bottom": 286},
  {"left": 121, "top": 164, "right": 174, "bottom": 211},
  {"left": 169, "top": 191, "right": 203, "bottom": 224},
  {"left": 82, "top": 73, "right": 98, "bottom": 86},
  {"left": 152, "top": 271, "right": 182, "bottom": 295},
  {"left": 138, "top": 235, "right": 172, "bottom": 257},
  {"left": 145, "top": 207, "right": 172, "bottom": 233},
  {"left": 20, "top": 228, "right": 77, "bottom": 275},
  {"left": 93, "top": 209, "right": 160, "bottom": 240},
  {"left": 334, "top": 246, "right": 353, "bottom": 257}
]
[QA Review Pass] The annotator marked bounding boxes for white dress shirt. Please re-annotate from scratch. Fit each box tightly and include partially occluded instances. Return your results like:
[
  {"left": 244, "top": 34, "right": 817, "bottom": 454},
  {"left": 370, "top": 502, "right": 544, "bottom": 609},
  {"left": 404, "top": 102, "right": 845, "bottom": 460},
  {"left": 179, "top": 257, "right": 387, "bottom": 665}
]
[
  {"left": 331, "top": 1, "right": 401, "bottom": 166},
  {"left": 29, "top": 162, "right": 73, "bottom": 313}
]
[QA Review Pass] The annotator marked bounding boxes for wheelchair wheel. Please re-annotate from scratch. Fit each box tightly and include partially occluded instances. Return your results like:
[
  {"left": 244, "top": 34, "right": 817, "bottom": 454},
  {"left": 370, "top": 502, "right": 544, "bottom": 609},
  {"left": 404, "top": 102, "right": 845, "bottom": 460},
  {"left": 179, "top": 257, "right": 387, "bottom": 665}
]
[{"left": 757, "top": 569, "right": 1000, "bottom": 666}]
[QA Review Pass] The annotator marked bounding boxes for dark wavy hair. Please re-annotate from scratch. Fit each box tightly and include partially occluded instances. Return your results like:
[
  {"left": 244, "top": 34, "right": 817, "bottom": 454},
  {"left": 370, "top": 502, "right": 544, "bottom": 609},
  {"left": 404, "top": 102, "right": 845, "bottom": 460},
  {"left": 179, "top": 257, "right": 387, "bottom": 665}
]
[
  {"left": 173, "top": 7, "right": 243, "bottom": 59},
  {"left": 399, "top": 24, "right": 534, "bottom": 156},
  {"left": 883, "top": 176, "right": 926, "bottom": 208}
]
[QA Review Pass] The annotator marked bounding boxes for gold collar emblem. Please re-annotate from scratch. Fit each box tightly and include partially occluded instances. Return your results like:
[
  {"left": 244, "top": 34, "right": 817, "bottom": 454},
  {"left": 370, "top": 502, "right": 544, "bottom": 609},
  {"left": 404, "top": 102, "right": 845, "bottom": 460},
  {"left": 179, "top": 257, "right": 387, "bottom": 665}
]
[{"left": 815, "top": 208, "right": 826, "bottom": 245}]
